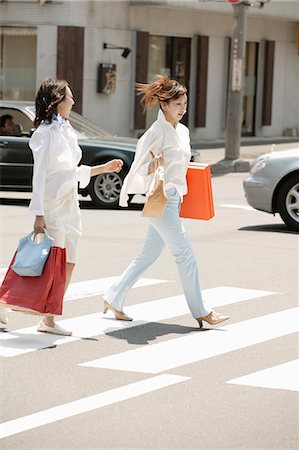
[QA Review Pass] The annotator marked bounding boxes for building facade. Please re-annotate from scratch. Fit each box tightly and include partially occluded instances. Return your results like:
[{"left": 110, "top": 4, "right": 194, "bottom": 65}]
[{"left": 1, "top": 0, "right": 298, "bottom": 141}]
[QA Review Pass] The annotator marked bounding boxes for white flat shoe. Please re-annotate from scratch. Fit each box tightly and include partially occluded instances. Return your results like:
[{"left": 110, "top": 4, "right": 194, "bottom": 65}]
[
  {"left": 37, "top": 321, "right": 72, "bottom": 336},
  {"left": 0, "top": 306, "right": 9, "bottom": 325}
]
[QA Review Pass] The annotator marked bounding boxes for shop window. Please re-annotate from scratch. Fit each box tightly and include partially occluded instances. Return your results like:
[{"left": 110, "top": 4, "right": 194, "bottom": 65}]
[
  {"left": 0, "top": 27, "right": 37, "bottom": 101},
  {"left": 146, "top": 35, "right": 191, "bottom": 128}
]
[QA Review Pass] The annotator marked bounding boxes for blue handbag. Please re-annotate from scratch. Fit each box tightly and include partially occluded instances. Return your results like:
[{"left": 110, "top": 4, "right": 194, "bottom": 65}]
[{"left": 12, "top": 229, "right": 54, "bottom": 277}]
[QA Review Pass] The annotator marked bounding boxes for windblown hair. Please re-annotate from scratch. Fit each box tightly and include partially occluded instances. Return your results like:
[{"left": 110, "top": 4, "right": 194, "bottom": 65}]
[
  {"left": 136, "top": 74, "right": 187, "bottom": 111},
  {"left": 34, "top": 77, "right": 69, "bottom": 128}
]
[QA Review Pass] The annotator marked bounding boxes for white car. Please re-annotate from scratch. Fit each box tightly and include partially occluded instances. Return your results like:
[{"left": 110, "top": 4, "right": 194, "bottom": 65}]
[{"left": 243, "top": 148, "right": 299, "bottom": 231}]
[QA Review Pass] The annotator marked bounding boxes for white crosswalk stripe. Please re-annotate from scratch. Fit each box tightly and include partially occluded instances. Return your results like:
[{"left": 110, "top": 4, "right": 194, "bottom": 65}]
[
  {"left": 0, "top": 374, "right": 190, "bottom": 439},
  {"left": 0, "top": 286, "right": 275, "bottom": 357},
  {"left": 227, "top": 359, "right": 299, "bottom": 392},
  {"left": 220, "top": 204, "right": 255, "bottom": 211},
  {"left": 80, "top": 308, "right": 299, "bottom": 374},
  {"left": 1, "top": 276, "right": 296, "bottom": 440},
  {"left": 0, "top": 275, "right": 168, "bottom": 299}
]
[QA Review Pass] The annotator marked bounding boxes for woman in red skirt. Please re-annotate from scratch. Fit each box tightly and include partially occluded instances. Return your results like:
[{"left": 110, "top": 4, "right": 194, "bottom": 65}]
[{"left": 0, "top": 78, "right": 123, "bottom": 335}]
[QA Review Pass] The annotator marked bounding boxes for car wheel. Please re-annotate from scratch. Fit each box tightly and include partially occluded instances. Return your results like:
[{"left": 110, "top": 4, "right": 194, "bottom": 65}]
[
  {"left": 277, "top": 174, "right": 299, "bottom": 231},
  {"left": 89, "top": 168, "right": 127, "bottom": 208}
]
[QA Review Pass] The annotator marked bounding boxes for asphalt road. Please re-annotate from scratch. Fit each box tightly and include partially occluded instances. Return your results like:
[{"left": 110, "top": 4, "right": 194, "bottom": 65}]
[{"left": 0, "top": 172, "right": 298, "bottom": 450}]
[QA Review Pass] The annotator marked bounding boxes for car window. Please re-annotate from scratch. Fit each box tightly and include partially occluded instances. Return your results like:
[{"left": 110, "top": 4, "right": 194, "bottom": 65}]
[
  {"left": 68, "top": 111, "right": 113, "bottom": 139},
  {"left": 26, "top": 106, "right": 113, "bottom": 140},
  {"left": 0, "top": 108, "right": 33, "bottom": 137}
]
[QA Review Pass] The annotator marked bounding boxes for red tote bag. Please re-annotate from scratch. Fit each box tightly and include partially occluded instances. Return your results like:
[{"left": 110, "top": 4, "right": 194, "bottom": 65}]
[
  {"left": 0, "top": 247, "right": 66, "bottom": 316},
  {"left": 180, "top": 163, "right": 214, "bottom": 220}
]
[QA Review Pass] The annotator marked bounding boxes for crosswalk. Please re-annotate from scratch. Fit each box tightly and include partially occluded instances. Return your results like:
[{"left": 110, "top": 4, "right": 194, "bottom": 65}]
[
  {"left": 80, "top": 308, "right": 299, "bottom": 374},
  {"left": 0, "top": 275, "right": 298, "bottom": 440},
  {"left": 0, "top": 285, "right": 275, "bottom": 357}
]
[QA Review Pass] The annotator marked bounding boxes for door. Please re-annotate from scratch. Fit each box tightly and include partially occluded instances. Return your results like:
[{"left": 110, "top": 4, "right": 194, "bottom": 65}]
[{"left": 242, "top": 42, "right": 259, "bottom": 136}]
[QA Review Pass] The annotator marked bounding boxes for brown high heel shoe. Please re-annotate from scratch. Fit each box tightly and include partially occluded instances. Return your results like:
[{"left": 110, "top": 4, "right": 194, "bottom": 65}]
[
  {"left": 103, "top": 301, "right": 133, "bottom": 321},
  {"left": 196, "top": 311, "right": 230, "bottom": 328}
]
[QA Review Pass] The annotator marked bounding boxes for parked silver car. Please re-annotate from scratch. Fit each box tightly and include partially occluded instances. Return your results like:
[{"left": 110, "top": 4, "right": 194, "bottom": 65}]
[{"left": 243, "top": 148, "right": 299, "bottom": 231}]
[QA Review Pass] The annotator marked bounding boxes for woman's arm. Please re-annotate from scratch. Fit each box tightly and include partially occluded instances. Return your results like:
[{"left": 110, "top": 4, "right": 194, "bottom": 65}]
[
  {"left": 28, "top": 130, "right": 49, "bottom": 217},
  {"left": 90, "top": 159, "right": 123, "bottom": 177}
]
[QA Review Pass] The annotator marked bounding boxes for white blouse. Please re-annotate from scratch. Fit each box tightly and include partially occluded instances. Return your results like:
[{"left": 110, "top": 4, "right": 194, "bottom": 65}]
[
  {"left": 119, "top": 109, "right": 191, "bottom": 207},
  {"left": 28, "top": 118, "right": 91, "bottom": 216}
]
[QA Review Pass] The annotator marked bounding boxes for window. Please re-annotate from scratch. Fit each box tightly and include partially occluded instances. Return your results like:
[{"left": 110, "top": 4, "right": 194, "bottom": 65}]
[
  {"left": 146, "top": 35, "right": 191, "bottom": 128},
  {"left": 0, "top": 27, "right": 37, "bottom": 101},
  {"left": 0, "top": 107, "right": 34, "bottom": 136}
]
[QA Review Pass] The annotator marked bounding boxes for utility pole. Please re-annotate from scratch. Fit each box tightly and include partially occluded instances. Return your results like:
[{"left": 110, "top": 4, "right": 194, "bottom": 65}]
[{"left": 225, "top": 0, "right": 249, "bottom": 160}]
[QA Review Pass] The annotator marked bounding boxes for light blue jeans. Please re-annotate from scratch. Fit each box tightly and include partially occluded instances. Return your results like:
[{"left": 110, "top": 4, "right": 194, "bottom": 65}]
[{"left": 103, "top": 187, "right": 211, "bottom": 318}]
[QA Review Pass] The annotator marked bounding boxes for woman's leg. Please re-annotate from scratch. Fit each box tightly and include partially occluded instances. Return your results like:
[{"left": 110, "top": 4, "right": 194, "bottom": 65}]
[
  {"left": 43, "top": 262, "right": 75, "bottom": 327},
  {"left": 149, "top": 189, "right": 211, "bottom": 318},
  {"left": 103, "top": 225, "right": 165, "bottom": 311},
  {"left": 64, "top": 262, "right": 75, "bottom": 293}
]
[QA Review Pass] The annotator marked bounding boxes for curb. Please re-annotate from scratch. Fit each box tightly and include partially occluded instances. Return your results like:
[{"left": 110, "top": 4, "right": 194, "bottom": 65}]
[{"left": 210, "top": 158, "right": 253, "bottom": 174}]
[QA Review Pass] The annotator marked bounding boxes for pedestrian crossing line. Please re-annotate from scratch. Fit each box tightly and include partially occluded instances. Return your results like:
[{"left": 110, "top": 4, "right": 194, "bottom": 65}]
[
  {"left": 220, "top": 204, "right": 255, "bottom": 211},
  {"left": 0, "top": 287, "right": 276, "bottom": 358},
  {"left": 0, "top": 276, "right": 169, "bottom": 299},
  {"left": 0, "top": 374, "right": 190, "bottom": 440},
  {"left": 80, "top": 307, "right": 299, "bottom": 374},
  {"left": 64, "top": 277, "right": 170, "bottom": 301},
  {"left": 227, "top": 359, "right": 299, "bottom": 392}
]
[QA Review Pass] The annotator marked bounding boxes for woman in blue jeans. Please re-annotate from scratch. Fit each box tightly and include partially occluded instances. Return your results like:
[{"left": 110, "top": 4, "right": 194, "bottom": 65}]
[{"left": 102, "top": 74, "right": 230, "bottom": 328}]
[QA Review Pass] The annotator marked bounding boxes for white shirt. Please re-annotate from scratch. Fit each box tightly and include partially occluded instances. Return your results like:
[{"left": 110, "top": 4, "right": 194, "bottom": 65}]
[
  {"left": 28, "top": 117, "right": 91, "bottom": 216},
  {"left": 119, "top": 109, "right": 191, "bottom": 207}
]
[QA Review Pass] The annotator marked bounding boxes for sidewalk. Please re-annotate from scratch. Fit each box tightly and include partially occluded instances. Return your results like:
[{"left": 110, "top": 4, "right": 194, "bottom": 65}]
[{"left": 192, "top": 140, "right": 299, "bottom": 173}]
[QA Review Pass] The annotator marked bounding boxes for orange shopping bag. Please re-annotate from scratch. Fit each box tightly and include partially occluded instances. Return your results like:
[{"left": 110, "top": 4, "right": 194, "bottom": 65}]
[{"left": 180, "top": 163, "right": 214, "bottom": 220}]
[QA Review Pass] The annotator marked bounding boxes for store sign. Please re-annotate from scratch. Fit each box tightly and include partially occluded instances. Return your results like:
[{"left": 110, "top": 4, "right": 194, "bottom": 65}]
[{"left": 232, "top": 58, "right": 242, "bottom": 91}]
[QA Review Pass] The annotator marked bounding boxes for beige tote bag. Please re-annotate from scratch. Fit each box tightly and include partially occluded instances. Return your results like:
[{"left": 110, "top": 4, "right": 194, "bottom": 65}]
[{"left": 142, "top": 167, "right": 167, "bottom": 218}]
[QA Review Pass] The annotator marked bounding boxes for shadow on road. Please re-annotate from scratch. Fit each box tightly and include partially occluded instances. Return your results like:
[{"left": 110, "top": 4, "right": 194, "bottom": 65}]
[
  {"left": 0, "top": 195, "right": 143, "bottom": 211},
  {"left": 79, "top": 201, "right": 143, "bottom": 211},
  {"left": 103, "top": 321, "right": 224, "bottom": 345},
  {"left": 239, "top": 224, "right": 298, "bottom": 234},
  {"left": 0, "top": 198, "right": 30, "bottom": 207}
]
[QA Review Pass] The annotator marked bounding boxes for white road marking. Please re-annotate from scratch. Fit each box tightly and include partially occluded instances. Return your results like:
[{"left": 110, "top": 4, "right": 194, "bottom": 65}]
[
  {"left": 0, "top": 287, "right": 275, "bottom": 357},
  {"left": 0, "top": 374, "right": 190, "bottom": 439},
  {"left": 220, "top": 204, "right": 254, "bottom": 211},
  {"left": 64, "top": 276, "right": 169, "bottom": 301},
  {"left": 80, "top": 308, "right": 299, "bottom": 374},
  {"left": 227, "top": 359, "right": 299, "bottom": 392},
  {"left": 0, "top": 276, "right": 168, "bottom": 299}
]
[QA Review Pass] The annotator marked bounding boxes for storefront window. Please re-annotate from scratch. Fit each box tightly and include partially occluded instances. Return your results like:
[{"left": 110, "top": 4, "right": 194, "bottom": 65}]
[
  {"left": 146, "top": 35, "right": 191, "bottom": 127},
  {"left": 0, "top": 27, "right": 37, "bottom": 100}
]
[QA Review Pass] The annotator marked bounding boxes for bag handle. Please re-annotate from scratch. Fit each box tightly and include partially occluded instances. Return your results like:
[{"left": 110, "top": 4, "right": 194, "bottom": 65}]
[
  {"left": 149, "top": 150, "right": 164, "bottom": 180},
  {"left": 27, "top": 228, "right": 51, "bottom": 245}
]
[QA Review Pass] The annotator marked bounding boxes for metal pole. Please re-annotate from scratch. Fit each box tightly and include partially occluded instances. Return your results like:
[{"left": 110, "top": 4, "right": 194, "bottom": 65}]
[{"left": 225, "top": 2, "right": 248, "bottom": 160}]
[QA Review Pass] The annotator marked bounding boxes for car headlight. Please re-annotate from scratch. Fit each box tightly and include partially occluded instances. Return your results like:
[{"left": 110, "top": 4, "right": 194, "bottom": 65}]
[{"left": 250, "top": 158, "right": 269, "bottom": 175}]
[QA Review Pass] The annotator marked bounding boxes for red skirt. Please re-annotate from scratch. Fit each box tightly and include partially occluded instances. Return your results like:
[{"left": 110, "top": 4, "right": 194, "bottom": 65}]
[{"left": 0, "top": 247, "right": 66, "bottom": 316}]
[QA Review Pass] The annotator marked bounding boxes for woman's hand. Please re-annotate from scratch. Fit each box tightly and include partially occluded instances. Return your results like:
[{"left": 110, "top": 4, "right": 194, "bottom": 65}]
[
  {"left": 90, "top": 159, "right": 123, "bottom": 177},
  {"left": 104, "top": 159, "right": 123, "bottom": 173},
  {"left": 34, "top": 216, "right": 46, "bottom": 235},
  {"left": 148, "top": 150, "right": 164, "bottom": 175}
]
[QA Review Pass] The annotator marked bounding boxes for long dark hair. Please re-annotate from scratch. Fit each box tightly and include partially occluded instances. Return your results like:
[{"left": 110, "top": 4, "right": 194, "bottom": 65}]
[
  {"left": 34, "top": 77, "right": 69, "bottom": 128},
  {"left": 136, "top": 74, "right": 187, "bottom": 111}
]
